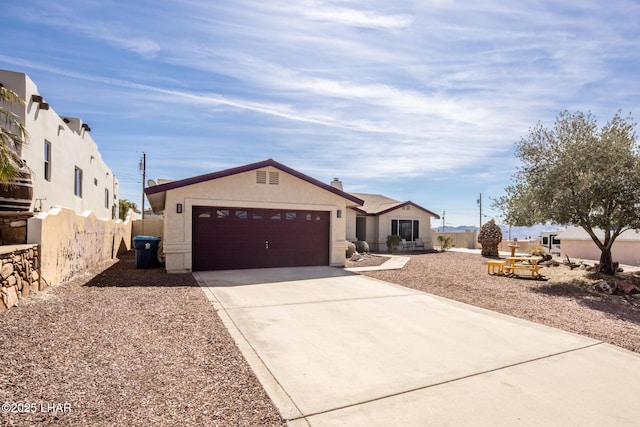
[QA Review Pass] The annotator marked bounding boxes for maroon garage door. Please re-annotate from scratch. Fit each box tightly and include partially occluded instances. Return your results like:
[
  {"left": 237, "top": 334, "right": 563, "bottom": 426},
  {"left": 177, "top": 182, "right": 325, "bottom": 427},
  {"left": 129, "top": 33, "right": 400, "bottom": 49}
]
[{"left": 192, "top": 206, "right": 330, "bottom": 271}]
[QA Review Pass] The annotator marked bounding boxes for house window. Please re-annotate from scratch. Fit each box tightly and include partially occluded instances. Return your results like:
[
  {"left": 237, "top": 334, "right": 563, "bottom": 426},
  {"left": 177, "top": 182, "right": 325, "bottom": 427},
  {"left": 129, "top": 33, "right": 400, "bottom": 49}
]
[
  {"left": 105, "top": 189, "right": 109, "bottom": 209},
  {"left": 74, "top": 167, "right": 83, "bottom": 197},
  {"left": 44, "top": 140, "right": 51, "bottom": 181},
  {"left": 391, "top": 219, "right": 420, "bottom": 241}
]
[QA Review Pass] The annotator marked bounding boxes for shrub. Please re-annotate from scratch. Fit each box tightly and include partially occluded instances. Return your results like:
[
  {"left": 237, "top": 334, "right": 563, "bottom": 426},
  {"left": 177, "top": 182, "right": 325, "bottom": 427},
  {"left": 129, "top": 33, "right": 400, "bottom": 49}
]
[
  {"left": 437, "top": 235, "right": 453, "bottom": 251},
  {"left": 355, "top": 241, "right": 369, "bottom": 253},
  {"left": 346, "top": 242, "right": 356, "bottom": 258},
  {"left": 527, "top": 244, "right": 547, "bottom": 256},
  {"left": 386, "top": 235, "right": 401, "bottom": 252}
]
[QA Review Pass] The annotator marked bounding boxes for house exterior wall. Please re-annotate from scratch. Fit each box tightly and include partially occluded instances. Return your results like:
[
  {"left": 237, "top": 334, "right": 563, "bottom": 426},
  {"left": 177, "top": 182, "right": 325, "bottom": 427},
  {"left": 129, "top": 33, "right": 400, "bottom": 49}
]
[
  {"left": 160, "top": 166, "right": 350, "bottom": 273},
  {"left": 359, "top": 216, "right": 380, "bottom": 251},
  {"left": 0, "top": 70, "right": 118, "bottom": 220},
  {"left": 561, "top": 239, "right": 640, "bottom": 267},
  {"left": 375, "top": 207, "right": 433, "bottom": 252},
  {"left": 346, "top": 208, "right": 357, "bottom": 242}
]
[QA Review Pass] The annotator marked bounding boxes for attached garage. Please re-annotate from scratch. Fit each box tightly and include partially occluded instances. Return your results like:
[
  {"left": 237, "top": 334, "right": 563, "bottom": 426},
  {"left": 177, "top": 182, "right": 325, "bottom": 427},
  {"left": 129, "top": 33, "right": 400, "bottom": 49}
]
[
  {"left": 192, "top": 206, "right": 329, "bottom": 271},
  {"left": 145, "top": 159, "right": 363, "bottom": 273}
]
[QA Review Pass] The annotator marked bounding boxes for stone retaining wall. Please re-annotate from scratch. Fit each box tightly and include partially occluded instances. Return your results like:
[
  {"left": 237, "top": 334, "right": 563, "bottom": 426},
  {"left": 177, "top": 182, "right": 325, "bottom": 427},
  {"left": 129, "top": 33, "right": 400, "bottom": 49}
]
[{"left": 0, "top": 244, "right": 41, "bottom": 311}]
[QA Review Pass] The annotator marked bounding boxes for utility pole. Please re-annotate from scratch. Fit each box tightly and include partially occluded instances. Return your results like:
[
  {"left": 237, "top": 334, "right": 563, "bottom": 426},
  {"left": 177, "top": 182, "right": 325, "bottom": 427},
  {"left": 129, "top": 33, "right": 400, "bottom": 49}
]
[
  {"left": 442, "top": 211, "right": 445, "bottom": 232},
  {"left": 477, "top": 193, "right": 482, "bottom": 229},
  {"left": 140, "top": 152, "right": 146, "bottom": 220}
]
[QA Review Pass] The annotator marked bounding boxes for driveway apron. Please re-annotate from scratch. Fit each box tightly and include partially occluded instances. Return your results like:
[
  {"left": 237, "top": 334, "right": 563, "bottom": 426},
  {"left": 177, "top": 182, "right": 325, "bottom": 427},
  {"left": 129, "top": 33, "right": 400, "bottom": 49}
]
[{"left": 194, "top": 266, "right": 640, "bottom": 426}]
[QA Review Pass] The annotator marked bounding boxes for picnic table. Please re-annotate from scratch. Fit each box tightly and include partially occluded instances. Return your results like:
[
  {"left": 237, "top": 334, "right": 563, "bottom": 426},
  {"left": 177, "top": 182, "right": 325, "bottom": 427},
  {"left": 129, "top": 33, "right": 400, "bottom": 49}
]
[{"left": 505, "top": 256, "right": 541, "bottom": 278}]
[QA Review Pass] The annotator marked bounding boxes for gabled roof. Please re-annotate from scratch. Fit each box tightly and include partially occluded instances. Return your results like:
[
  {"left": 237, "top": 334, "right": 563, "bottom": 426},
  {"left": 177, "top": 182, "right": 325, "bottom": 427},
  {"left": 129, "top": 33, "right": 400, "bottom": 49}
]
[
  {"left": 350, "top": 192, "right": 440, "bottom": 219},
  {"left": 144, "top": 158, "right": 364, "bottom": 212}
]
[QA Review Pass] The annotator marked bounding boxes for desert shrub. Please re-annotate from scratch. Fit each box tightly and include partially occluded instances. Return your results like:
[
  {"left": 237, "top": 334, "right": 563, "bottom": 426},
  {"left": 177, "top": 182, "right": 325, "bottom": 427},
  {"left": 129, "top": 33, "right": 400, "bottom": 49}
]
[
  {"left": 437, "top": 235, "right": 453, "bottom": 251},
  {"left": 527, "top": 244, "right": 547, "bottom": 256},
  {"left": 386, "top": 235, "right": 401, "bottom": 252},
  {"left": 355, "top": 241, "right": 369, "bottom": 253},
  {"left": 346, "top": 242, "right": 356, "bottom": 258}
]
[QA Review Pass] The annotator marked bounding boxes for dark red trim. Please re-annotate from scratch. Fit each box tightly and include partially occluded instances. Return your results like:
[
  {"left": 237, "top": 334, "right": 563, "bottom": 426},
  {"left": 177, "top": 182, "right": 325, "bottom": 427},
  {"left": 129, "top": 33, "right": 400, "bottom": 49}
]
[
  {"left": 368, "top": 201, "right": 440, "bottom": 219},
  {"left": 144, "top": 159, "right": 364, "bottom": 206}
]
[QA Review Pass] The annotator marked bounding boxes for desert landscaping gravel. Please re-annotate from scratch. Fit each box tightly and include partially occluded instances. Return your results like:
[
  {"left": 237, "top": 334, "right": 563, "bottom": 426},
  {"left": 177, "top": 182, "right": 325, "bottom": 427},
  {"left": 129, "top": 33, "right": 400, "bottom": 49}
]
[
  {"left": 362, "top": 251, "right": 640, "bottom": 354},
  {"left": 0, "top": 251, "right": 285, "bottom": 427},
  {"left": 2, "top": 249, "right": 640, "bottom": 426}
]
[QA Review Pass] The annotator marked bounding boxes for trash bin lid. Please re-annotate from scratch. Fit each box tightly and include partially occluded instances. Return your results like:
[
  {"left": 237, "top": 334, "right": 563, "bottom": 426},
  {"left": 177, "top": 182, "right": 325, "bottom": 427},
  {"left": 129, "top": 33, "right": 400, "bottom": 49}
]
[{"left": 133, "top": 235, "right": 161, "bottom": 241}]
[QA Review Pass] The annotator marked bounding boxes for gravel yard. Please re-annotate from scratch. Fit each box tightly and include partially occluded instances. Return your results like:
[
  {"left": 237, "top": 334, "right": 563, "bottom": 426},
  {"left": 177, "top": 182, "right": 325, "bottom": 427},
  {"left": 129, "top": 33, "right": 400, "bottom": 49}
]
[
  {"left": 362, "top": 251, "right": 640, "bottom": 354},
  {"left": 3, "top": 249, "right": 640, "bottom": 426},
  {"left": 0, "top": 251, "right": 285, "bottom": 427}
]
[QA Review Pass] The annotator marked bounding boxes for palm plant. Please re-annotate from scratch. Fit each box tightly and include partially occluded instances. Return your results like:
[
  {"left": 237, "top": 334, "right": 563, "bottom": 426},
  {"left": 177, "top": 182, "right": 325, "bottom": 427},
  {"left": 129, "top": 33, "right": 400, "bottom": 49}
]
[{"left": 0, "top": 85, "right": 28, "bottom": 184}]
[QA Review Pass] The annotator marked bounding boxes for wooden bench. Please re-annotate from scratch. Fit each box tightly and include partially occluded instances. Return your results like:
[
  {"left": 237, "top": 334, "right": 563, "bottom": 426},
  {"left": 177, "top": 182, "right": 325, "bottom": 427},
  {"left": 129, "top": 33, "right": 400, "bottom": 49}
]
[{"left": 486, "top": 260, "right": 506, "bottom": 275}]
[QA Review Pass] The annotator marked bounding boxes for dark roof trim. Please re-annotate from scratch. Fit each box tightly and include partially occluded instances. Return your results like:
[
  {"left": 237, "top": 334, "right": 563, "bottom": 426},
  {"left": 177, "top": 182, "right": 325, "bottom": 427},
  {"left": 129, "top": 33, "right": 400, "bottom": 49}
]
[
  {"left": 360, "top": 201, "right": 440, "bottom": 219},
  {"left": 144, "top": 158, "right": 364, "bottom": 206}
]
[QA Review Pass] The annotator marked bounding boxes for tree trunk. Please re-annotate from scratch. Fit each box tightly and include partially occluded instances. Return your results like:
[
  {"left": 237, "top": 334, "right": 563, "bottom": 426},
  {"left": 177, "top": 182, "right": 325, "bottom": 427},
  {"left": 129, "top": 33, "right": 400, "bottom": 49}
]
[{"left": 599, "top": 247, "right": 615, "bottom": 275}]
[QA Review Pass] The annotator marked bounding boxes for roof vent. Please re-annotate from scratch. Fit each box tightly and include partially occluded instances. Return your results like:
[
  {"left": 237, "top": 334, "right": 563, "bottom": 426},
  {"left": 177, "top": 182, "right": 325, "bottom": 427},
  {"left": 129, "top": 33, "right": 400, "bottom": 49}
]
[{"left": 269, "top": 171, "right": 279, "bottom": 185}]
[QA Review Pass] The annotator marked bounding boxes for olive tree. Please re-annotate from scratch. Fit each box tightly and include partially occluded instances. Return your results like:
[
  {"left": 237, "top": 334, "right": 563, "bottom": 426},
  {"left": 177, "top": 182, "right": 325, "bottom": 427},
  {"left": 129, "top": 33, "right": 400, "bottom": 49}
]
[{"left": 494, "top": 110, "right": 640, "bottom": 274}]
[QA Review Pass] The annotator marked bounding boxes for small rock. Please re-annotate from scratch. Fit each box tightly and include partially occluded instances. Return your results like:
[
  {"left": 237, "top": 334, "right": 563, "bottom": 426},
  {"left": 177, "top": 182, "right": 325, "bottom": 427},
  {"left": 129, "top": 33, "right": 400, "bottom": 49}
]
[
  {"left": 2, "top": 285, "right": 19, "bottom": 308},
  {"left": 6, "top": 275, "right": 16, "bottom": 287},
  {"left": 1, "top": 263, "right": 14, "bottom": 279}
]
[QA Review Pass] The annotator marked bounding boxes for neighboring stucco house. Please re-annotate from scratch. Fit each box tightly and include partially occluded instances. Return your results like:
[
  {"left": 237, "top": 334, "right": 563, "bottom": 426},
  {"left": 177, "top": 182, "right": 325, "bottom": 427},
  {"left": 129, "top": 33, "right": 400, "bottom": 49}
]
[
  {"left": 0, "top": 69, "right": 118, "bottom": 220},
  {"left": 333, "top": 178, "right": 440, "bottom": 252},
  {"left": 557, "top": 226, "right": 640, "bottom": 267},
  {"left": 145, "top": 159, "right": 440, "bottom": 272}
]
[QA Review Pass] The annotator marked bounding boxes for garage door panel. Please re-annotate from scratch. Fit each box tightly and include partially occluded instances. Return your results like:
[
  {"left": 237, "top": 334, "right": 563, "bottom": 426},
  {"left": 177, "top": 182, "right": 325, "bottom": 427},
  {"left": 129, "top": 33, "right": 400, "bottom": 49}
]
[{"left": 193, "top": 207, "right": 329, "bottom": 271}]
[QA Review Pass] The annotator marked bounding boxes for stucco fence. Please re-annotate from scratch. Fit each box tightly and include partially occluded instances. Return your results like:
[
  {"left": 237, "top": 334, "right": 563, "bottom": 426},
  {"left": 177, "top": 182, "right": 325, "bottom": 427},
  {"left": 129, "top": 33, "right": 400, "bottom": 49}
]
[
  {"left": 0, "top": 207, "right": 134, "bottom": 311},
  {"left": 430, "top": 230, "right": 478, "bottom": 250}
]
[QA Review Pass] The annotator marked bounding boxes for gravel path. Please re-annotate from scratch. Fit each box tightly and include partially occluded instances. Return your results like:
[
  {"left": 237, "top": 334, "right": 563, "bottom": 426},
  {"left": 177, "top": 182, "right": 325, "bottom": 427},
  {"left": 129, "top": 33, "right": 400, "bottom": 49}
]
[
  {"left": 0, "top": 252, "right": 285, "bottom": 427},
  {"left": 362, "top": 251, "right": 640, "bottom": 353}
]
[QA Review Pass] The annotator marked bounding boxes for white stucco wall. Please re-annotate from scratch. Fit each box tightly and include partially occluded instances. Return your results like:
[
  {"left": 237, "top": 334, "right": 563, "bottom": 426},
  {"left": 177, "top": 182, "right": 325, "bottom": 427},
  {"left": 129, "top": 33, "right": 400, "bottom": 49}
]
[
  {"left": 0, "top": 70, "right": 118, "bottom": 220},
  {"left": 160, "top": 166, "right": 351, "bottom": 272}
]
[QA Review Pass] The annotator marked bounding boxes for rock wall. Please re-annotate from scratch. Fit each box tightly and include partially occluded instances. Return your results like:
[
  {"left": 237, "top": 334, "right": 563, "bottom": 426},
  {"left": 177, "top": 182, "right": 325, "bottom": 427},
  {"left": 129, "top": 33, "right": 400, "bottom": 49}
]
[
  {"left": 0, "top": 244, "right": 41, "bottom": 311},
  {"left": 0, "top": 212, "right": 34, "bottom": 245}
]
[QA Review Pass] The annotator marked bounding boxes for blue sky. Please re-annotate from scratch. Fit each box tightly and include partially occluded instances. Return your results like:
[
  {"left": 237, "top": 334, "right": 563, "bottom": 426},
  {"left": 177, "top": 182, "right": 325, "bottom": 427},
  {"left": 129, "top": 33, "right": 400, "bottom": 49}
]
[{"left": 2, "top": 0, "right": 639, "bottom": 228}]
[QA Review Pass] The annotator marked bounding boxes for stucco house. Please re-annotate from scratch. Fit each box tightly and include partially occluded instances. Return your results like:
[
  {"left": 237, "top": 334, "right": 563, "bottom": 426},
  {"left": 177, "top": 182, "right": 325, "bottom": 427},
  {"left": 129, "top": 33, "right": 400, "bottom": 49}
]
[
  {"left": 0, "top": 69, "right": 118, "bottom": 220},
  {"left": 557, "top": 226, "right": 640, "bottom": 267},
  {"left": 145, "top": 159, "right": 439, "bottom": 272},
  {"left": 337, "top": 181, "right": 440, "bottom": 252}
]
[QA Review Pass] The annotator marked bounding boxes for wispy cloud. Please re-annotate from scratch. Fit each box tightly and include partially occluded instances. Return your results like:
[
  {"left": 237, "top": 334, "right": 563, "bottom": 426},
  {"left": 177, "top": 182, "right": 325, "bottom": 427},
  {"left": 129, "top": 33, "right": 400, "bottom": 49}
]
[{"left": 2, "top": 0, "right": 638, "bottom": 224}]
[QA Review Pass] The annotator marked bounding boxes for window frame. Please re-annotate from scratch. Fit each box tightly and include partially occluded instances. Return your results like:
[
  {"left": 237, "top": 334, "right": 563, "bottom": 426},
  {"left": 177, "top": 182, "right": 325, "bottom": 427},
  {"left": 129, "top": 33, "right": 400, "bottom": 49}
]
[
  {"left": 74, "top": 167, "right": 83, "bottom": 198},
  {"left": 44, "top": 140, "right": 52, "bottom": 181},
  {"left": 391, "top": 218, "right": 420, "bottom": 241}
]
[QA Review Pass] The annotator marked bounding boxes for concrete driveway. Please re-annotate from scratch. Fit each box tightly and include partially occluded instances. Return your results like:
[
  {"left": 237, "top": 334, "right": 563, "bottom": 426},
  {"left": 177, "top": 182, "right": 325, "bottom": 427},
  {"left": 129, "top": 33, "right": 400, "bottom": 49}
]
[{"left": 195, "top": 266, "right": 640, "bottom": 426}]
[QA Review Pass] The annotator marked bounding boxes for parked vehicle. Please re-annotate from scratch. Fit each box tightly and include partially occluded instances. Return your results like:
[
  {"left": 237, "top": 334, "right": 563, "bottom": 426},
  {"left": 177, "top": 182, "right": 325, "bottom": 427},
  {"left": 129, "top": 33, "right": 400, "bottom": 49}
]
[{"left": 540, "top": 231, "right": 561, "bottom": 255}]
